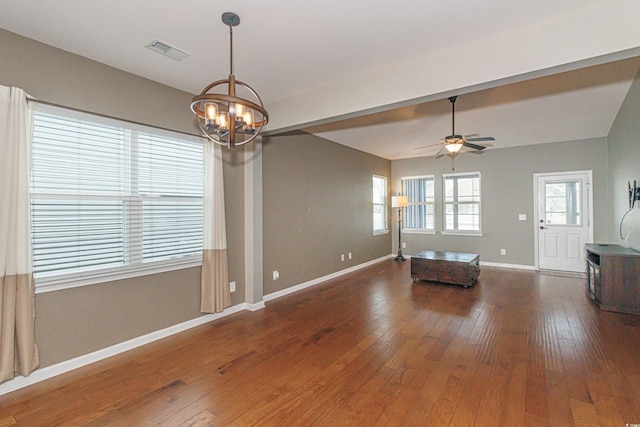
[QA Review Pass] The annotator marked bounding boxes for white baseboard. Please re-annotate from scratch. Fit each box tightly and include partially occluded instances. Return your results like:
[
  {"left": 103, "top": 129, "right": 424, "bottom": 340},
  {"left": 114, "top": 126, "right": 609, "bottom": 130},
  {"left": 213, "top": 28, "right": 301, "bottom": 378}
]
[
  {"left": 0, "top": 303, "right": 249, "bottom": 396},
  {"left": 264, "top": 255, "right": 392, "bottom": 302},
  {"left": 246, "top": 301, "right": 266, "bottom": 311},
  {"left": 400, "top": 254, "right": 537, "bottom": 271},
  {"left": 479, "top": 261, "right": 537, "bottom": 270}
]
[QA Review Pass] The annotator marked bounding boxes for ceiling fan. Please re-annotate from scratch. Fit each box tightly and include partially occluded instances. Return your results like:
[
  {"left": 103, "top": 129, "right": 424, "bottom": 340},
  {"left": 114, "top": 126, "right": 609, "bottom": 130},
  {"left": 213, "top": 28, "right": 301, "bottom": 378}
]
[{"left": 416, "top": 96, "right": 495, "bottom": 158}]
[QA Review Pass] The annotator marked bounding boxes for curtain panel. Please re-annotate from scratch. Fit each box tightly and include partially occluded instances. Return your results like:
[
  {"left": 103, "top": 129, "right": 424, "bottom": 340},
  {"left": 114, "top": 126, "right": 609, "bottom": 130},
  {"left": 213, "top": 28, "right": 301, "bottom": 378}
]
[
  {"left": 201, "top": 140, "right": 231, "bottom": 313},
  {"left": 0, "top": 85, "right": 40, "bottom": 384}
]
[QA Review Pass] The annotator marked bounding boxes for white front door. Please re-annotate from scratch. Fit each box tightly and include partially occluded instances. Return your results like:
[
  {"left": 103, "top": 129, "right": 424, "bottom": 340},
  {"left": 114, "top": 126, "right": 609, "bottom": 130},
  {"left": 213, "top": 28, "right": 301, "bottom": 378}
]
[{"left": 535, "top": 171, "right": 593, "bottom": 272}]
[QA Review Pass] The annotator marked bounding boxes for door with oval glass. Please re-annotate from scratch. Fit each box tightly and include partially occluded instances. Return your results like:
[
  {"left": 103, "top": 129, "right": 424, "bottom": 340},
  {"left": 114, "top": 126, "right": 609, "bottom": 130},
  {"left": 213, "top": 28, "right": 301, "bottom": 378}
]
[{"left": 535, "top": 171, "right": 593, "bottom": 272}]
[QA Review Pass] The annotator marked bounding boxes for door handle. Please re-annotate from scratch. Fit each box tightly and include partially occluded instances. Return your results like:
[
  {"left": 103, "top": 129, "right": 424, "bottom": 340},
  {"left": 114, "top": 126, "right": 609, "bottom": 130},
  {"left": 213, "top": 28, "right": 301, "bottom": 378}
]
[{"left": 540, "top": 226, "right": 547, "bottom": 230}]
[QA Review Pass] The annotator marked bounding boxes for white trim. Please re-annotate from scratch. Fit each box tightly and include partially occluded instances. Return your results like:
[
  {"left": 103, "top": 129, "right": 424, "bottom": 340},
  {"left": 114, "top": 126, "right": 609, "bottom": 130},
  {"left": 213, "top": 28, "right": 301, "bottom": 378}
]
[
  {"left": 264, "top": 255, "right": 391, "bottom": 302},
  {"left": 31, "top": 105, "right": 204, "bottom": 291},
  {"left": 479, "top": 261, "right": 537, "bottom": 270},
  {"left": 442, "top": 171, "right": 482, "bottom": 234},
  {"left": 533, "top": 170, "right": 594, "bottom": 270},
  {"left": 401, "top": 174, "right": 436, "bottom": 233},
  {"left": 403, "top": 230, "right": 437, "bottom": 234},
  {"left": 373, "top": 174, "right": 389, "bottom": 233},
  {"left": 0, "top": 303, "right": 248, "bottom": 396},
  {"left": 35, "top": 258, "right": 202, "bottom": 293},
  {"left": 401, "top": 174, "right": 435, "bottom": 180},
  {"left": 401, "top": 255, "right": 537, "bottom": 271},
  {"left": 440, "top": 231, "right": 484, "bottom": 237},
  {"left": 246, "top": 301, "right": 266, "bottom": 311}
]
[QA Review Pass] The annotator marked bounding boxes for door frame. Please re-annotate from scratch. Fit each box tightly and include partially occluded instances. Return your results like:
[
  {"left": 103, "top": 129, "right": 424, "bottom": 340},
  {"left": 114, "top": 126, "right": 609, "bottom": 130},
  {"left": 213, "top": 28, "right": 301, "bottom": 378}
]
[{"left": 533, "top": 170, "right": 594, "bottom": 271}]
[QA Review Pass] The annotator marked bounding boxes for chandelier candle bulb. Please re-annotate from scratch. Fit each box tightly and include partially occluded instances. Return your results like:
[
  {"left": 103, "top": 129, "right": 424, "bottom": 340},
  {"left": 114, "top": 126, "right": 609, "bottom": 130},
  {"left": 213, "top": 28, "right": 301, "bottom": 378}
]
[
  {"left": 218, "top": 112, "right": 229, "bottom": 130},
  {"left": 235, "top": 104, "right": 245, "bottom": 123},
  {"left": 243, "top": 110, "right": 254, "bottom": 131},
  {"left": 204, "top": 103, "right": 219, "bottom": 129}
]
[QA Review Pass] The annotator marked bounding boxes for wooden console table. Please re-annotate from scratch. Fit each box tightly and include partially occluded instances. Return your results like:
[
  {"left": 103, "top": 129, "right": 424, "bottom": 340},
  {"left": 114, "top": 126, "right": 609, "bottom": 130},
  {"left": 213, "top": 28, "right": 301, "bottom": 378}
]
[
  {"left": 411, "top": 251, "right": 480, "bottom": 288},
  {"left": 586, "top": 243, "right": 640, "bottom": 315}
]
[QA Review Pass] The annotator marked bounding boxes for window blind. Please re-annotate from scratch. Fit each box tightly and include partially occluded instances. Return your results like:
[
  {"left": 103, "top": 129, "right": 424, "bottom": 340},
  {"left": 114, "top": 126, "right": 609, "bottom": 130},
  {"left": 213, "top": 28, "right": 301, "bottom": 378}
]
[
  {"left": 31, "top": 106, "right": 203, "bottom": 283},
  {"left": 402, "top": 176, "right": 434, "bottom": 231}
]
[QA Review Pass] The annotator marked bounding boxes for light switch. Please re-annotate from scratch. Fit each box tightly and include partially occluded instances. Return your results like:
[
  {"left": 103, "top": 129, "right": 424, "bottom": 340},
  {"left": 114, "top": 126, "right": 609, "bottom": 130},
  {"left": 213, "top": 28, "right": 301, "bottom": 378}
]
[{"left": 519, "top": 214, "right": 527, "bottom": 221}]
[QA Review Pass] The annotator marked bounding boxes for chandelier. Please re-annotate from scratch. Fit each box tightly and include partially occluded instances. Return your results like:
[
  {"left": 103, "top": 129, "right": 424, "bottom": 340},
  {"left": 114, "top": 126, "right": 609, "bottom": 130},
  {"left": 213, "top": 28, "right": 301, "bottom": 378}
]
[{"left": 190, "top": 12, "right": 269, "bottom": 148}]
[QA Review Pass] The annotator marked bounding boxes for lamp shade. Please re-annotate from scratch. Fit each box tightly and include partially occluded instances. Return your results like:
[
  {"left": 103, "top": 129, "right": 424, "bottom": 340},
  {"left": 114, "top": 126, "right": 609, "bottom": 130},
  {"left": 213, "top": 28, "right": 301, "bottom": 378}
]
[
  {"left": 392, "top": 196, "right": 408, "bottom": 208},
  {"left": 445, "top": 142, "right": 463, "bottom": 153}
]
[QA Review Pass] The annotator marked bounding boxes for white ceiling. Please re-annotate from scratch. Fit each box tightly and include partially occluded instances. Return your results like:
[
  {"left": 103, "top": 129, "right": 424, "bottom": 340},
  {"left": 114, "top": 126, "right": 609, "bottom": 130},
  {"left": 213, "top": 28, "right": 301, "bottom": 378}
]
[{"left": 1, "top": 0, "right": 640, "bottom": 160}]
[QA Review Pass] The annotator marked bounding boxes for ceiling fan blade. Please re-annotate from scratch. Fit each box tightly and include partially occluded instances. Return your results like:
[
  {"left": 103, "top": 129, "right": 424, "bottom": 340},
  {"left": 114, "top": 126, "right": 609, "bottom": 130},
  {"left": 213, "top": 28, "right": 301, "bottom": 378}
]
[
  {"left": 462, "top": 142, "right": 486, "bottom": 151},
  {"left": 465, "top": 136, "right": 495, "bottom": 142},
  {"left": 413, "top": 142, "right": 443, "bottom": 150},
  {"left": 435, "top": 146, "right": 448, "bottom": 158}
]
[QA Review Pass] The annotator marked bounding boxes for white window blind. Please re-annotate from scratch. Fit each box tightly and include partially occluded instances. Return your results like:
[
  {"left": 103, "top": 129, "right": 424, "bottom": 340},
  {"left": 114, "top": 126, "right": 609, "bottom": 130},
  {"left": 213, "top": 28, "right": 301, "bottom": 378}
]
[
  {"left": 443, "top": 172, "right": 481, "bottom": 233},
  {"left": 402, "top": 175, "right": 435, "bottom": 231},
  {"left": 30, "top": 105, "right": 203, "bottom": 288}
]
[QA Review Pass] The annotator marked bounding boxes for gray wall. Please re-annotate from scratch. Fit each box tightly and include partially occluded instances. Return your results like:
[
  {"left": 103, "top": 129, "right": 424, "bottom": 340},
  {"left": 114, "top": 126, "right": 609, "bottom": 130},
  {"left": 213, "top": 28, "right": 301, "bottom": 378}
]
[
  {"left": 608, "top": 68, "right": 640, "bottom": 251},
  {"left": 392, "top": 138, "right": 610, "bottom": 266},
  {"left": 0, "top": 28, "right": 246, "bottom": 367},
  {"left": 262, "top": 133, "right": 392, "bottom": 295}
]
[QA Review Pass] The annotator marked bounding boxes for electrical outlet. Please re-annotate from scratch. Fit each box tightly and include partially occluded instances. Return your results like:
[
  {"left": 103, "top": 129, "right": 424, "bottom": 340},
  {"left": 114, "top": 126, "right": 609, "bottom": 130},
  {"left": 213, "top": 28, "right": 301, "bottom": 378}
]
[
  {"left": 500, "top": 249, "right": 506, "bottom": 255},
  {"left": 272, "top": 270, "right": 279, "bottom": 280},
  {"left": 402, "top": 242, "right": 406, "bottom": 249},
  {"left": 341, "top": 254, "right": 345, "bottom": 262},
  {"left": 230, "top": 281, "right": 236, "bottom": 292},
  {"left": 348, "top": 252, "right": 352, "bottom": 260}
]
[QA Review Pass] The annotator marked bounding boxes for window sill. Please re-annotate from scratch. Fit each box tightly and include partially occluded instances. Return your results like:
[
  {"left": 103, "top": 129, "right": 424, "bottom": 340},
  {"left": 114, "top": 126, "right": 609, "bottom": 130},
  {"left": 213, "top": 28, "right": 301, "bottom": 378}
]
[
  {"left": 35, "top": 256, "right": 202, "bottom": 294},
  {"left": 373, "top": 229, "right": 390, "bottom": 236},
  {"left": 403, "top": 229, "right": 437, "bottom": 235},
  {"left": 440, "top": 231, "right": 484, "bottom": 237}
]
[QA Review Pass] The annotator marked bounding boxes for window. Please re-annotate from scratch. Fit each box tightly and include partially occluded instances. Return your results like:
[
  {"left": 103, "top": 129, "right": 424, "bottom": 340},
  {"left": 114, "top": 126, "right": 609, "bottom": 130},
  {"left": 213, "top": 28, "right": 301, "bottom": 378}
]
[
  {"left": 31, "top": 105, "right": 203, "bottom": 289},
  {"left": 402, "top": 175, "right": 435, "bottom": 232},
  {"left": 372, "top": 175, "right": 388, "bottom": 234},
  {"left": 443, "top": 172, "right": 481, "bottom": 233},
  {"left": 544, "top": 180, "right": 581, "bottom": 225}
]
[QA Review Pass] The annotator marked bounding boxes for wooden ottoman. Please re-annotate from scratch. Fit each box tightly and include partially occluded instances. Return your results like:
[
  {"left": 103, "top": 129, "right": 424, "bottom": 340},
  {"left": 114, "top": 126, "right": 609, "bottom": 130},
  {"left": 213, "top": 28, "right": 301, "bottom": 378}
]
[{"left": 411, "top": 251, "right": 480, "bottom": 288}]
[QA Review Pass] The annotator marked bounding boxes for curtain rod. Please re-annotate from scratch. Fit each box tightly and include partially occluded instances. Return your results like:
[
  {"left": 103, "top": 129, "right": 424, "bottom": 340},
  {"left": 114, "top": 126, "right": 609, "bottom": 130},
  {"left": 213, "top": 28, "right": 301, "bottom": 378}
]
[{"left": 26, "top": 97, "right": 203, "bottom": 139}]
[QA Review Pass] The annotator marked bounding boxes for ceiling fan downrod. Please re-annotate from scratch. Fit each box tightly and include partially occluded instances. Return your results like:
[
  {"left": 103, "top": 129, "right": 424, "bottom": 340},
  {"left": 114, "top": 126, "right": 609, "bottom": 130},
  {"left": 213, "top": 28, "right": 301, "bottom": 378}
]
[{"left": 449, "top": 96, "right": 457, "bottom": 136}]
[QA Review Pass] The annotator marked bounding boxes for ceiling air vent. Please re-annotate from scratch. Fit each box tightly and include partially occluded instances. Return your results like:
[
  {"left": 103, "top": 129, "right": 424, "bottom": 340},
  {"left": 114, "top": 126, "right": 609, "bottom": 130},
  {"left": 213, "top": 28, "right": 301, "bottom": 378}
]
[{"left": 145, "top": 39, "right": 190, "bottom": 61}]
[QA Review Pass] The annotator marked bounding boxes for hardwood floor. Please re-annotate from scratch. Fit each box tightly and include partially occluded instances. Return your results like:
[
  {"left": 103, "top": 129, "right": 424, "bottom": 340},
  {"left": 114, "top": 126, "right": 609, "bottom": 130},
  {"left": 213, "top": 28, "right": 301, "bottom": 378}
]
[{"left": 1, "top": 260, "right": 640, "bottom": 426}]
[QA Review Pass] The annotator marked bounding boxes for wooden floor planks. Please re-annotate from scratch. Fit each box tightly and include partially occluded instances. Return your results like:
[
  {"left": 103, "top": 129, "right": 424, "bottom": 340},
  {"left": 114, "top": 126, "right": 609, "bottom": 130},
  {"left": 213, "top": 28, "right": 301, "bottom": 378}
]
[{"left": 1, "top": 260, "right": 640, "bottom": 426}]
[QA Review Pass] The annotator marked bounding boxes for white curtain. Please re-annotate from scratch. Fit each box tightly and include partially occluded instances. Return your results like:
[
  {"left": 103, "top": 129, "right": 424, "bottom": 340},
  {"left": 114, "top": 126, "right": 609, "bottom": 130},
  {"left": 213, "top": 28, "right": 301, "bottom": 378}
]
[
  {"left": 201, "top": 139, "right": 231, "bottom": 313},
  {"left": 0, "top": 85, "right": 40, "bottom": 384}
]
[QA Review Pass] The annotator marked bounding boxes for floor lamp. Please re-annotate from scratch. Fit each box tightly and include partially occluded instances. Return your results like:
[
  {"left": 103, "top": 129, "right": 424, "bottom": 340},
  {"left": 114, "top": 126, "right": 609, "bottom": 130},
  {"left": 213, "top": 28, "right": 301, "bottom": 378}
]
[{"left": 392, "top": 196, "right": 408, "bottom": 261}]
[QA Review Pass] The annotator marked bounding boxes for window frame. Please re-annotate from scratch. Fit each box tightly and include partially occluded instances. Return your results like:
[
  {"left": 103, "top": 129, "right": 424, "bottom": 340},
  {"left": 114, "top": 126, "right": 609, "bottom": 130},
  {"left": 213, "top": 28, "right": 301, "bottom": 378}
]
[
  {"left": 372, "top": 175, "right": 389, "bottom": 235},
  {"left": 401, "top": 175, "right": 435, "bottom": 234},
  {"left": 30, "top": 104, "right": 204, "bottom": 293},
  {"left": 442, "top": 171, "right": 482, "bottom": 236}
]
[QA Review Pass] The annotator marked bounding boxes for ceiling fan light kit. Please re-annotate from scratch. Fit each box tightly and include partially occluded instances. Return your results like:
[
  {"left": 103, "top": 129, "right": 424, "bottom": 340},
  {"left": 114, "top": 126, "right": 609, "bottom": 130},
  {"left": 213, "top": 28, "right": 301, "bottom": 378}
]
[{"left": 190, "top": 12, "right": 269, "bottom": 148}]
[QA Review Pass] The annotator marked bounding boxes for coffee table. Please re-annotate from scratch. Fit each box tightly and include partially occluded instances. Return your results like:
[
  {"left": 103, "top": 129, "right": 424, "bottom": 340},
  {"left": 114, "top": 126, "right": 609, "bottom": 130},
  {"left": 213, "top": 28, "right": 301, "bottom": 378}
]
[{"left": 411, "top": 250, "right": 480, "bottom": 288}]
